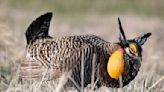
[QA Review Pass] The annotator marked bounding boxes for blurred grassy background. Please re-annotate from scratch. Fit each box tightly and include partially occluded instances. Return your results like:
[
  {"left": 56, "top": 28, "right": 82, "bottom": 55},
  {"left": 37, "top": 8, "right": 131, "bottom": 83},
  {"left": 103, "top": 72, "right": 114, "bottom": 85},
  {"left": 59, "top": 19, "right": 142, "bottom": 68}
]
[
  {"left": 4, "top": 0, "right": 164, "bottom": 17},
  {"left": 0, "top": 0, "right": 164, "bottom": 92},
  {"left": 1, "top": 0, "right": 164, "bottom": 19}
]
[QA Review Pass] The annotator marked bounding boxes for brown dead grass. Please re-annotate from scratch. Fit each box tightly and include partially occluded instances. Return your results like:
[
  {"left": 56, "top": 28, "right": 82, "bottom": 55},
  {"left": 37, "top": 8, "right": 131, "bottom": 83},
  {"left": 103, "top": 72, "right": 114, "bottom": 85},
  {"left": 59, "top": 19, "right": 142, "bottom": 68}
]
[{"left": 0, "top": 10, "right": 164, "bottom": 92}]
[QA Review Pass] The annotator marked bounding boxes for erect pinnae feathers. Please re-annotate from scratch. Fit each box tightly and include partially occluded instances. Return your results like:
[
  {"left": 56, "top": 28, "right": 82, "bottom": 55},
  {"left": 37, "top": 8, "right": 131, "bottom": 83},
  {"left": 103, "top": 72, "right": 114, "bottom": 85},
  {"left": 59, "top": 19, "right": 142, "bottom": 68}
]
[
  {"left": 134, "top": 32, "right": 152, "bottom": 46},
  {"left": 118, "top": 18, "right": 126, "bottom": 41}
]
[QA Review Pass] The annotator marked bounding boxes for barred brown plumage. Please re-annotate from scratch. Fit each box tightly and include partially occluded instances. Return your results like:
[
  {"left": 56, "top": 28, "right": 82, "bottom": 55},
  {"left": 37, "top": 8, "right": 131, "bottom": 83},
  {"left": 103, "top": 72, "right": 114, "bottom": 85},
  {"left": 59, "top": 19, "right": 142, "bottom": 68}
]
[{"left": 19, "top": 12, "right": 152, "bottom": 91}]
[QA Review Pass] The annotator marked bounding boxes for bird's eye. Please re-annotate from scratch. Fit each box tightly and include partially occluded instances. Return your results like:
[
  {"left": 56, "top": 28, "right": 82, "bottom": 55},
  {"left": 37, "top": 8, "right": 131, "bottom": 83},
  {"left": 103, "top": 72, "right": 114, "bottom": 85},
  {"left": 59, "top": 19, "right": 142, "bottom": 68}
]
[
  {"left": 129, "top": 43, "right": 138, "bottom": 55},
  {"left": 129, "top": 48, "right": 135, "bottom": 55}
]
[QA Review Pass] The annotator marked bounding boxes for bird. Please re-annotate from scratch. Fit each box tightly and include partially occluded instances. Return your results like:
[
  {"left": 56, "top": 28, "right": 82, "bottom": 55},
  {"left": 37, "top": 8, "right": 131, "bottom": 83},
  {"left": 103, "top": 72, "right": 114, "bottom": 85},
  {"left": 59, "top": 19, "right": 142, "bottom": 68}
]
[{"left": 19, "top": 12, "right": 152, "bottom": 90}]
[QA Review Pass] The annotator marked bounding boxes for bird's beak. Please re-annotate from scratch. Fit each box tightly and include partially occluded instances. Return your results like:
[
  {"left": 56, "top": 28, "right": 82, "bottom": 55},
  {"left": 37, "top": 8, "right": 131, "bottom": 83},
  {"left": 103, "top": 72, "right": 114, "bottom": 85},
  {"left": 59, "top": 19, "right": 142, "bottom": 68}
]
[
  {"left": 138, "top": 56, "right": 142, "bottom": 62},
  {"left": 135, "top": 53, "right": 138, "bottom": 57}
]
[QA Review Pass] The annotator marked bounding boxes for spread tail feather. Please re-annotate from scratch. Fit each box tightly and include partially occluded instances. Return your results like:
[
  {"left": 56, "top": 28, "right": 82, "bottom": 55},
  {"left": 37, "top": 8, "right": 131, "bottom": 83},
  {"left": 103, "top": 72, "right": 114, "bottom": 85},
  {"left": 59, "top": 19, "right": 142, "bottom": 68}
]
[{"left": 25, "top": 12, "right": 53, "bottom": 44}]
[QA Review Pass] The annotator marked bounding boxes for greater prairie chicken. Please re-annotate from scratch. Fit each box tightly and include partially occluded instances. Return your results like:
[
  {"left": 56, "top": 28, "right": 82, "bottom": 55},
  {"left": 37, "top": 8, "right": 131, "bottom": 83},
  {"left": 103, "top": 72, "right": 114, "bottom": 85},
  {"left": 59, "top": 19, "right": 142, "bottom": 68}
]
[{"left": 20, "top": 12, "right": 152, "bottom": 90}]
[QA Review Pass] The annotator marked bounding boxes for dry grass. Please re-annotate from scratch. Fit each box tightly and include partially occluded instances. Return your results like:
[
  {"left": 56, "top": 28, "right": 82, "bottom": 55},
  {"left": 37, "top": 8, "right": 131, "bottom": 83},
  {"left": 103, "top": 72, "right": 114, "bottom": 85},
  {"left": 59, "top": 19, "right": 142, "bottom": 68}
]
[{"left": 0, "top": 2, "right": 164, "bottom": 91}]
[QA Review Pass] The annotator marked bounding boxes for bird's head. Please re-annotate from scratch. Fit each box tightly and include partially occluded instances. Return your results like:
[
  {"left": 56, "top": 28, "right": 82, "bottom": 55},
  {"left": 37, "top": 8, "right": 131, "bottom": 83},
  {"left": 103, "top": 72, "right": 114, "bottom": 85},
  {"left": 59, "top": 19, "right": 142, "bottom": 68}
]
[
  {"left": 118, "top": 18, "right": 152, "bottom": 59},
  {"left": 107, "top": 18, "right": 152, "bottom": 81}
]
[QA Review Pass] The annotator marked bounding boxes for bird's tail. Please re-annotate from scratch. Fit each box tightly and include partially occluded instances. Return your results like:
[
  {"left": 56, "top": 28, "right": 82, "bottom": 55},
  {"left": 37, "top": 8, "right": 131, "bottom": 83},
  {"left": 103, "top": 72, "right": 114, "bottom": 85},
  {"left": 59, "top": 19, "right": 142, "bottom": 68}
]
[{"left": 25, "top": 12, "right": 53, "bottom": 44}]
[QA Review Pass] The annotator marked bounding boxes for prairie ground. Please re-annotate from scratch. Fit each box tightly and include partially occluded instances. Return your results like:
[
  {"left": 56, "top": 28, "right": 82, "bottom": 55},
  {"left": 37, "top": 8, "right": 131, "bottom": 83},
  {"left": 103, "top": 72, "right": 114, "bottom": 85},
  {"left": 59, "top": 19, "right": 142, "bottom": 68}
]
[{"left": 0, "top": 0, "right": 164, "bottom": 92}]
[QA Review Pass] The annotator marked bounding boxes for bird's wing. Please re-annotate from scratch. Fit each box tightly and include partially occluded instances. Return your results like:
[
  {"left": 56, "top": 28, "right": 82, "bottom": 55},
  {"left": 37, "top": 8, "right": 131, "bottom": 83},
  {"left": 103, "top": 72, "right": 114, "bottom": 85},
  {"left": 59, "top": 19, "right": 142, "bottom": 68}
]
[{"left": 20, "top": 37, "right": 94, "bottom": 80}]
